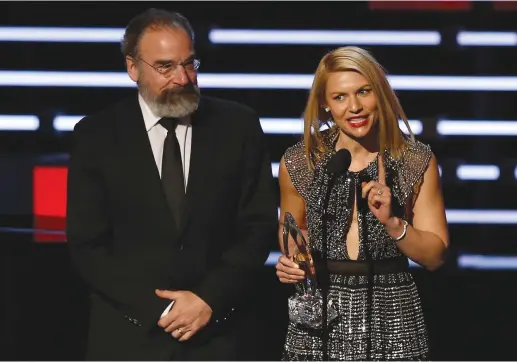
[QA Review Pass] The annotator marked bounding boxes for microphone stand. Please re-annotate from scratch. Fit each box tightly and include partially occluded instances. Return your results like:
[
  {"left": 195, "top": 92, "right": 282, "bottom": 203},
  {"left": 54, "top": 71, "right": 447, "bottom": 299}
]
[
  {"left": 320, "top": 148, "right": 351, "bottom": 361},
  {"left": 356, "top": 178, "right": 373, "bottom": 361},
  {"left": 321, "top": 172, "right": 338, "bottom": 362}
]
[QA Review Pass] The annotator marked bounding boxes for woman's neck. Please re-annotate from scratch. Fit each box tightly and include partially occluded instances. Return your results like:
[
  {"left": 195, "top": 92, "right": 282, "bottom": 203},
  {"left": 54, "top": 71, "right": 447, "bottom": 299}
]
[{"left": 335, "top": 129, "right": 379, "bottom": 170}]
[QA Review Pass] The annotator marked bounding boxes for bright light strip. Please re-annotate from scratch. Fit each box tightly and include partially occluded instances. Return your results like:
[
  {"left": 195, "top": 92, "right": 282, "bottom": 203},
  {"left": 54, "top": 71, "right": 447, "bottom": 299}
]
[
  {"left": 388, "top": 75, "right": 517, "bottom": 91},
  {"left": 400, "top": 120, "right": 422, "bottom": 135},
  {"left": 457, "top": 254, "right": 517, "bottom": 270},
  {"left": 437, "top": 120, "right": 517, "bottom": 136},
  {"left": 0, "top": 71, "right": 134, "bottom": 88},
  {"left": 0, "top": 26, "right": 124, "bottom": 42},
  {"left": 209, "top": 29, "right": 441, "bottom": 46},
  {"left": 53, "top": 115, "right": 83, "bottom": 131},
  {"left": 456, "top": 165, "right": 500, "bottom": 181},
  {"left": 3, "top": 71, "right": 517, "bottom": 91},
  {"left": 271, "top": 162, "right": 280, "bottom": 178},
  {"left": 202, "top": 74, "right": 309, "bottom": 89},
  {"left": 457, "top": 31, "right": 517, "bottom": 46},
  {"left": 446, "top": 210, "right": 517, "bottom": 224},
  {"left": 0, "top": 115, "right": 39, "bottom": 131},
  {"left": 260, "top": 118, "right": 304, "bottom": 134},
  {"left": 265, "top": 251, "right": 282, "bottom": 266},
  {"left": 0, "top": 27, "right": 441, "bottom": 45}
]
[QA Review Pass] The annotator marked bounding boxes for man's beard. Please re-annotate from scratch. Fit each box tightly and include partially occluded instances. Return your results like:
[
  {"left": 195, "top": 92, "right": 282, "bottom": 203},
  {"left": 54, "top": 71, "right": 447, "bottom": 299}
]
[{"left": 139, "top": 80, "right": 201, "bottom": 118}]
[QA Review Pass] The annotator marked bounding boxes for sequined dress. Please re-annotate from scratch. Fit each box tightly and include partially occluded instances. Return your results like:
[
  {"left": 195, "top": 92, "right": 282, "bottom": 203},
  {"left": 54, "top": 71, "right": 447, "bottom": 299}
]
[{"left": 282, "top": 129, "right": 432, "bottom": 361}]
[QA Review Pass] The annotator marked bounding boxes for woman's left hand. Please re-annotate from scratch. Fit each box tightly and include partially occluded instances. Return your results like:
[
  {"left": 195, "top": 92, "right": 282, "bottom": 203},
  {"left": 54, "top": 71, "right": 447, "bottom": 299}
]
[{"left": 361, "top": 155, "right": 394, "bottom": 226}]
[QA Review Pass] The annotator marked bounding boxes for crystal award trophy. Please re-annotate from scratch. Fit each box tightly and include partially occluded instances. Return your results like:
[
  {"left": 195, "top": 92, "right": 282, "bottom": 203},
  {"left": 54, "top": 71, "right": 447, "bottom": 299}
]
[{"left": 283, "top": 212, "right": 338, "bottom": 329}]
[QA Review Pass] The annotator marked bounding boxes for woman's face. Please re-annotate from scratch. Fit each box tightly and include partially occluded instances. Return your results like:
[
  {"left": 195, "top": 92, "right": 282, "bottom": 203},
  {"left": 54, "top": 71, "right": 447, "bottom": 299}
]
[{"left": 324, "top": 71, "right": 379, "bottom": 140}]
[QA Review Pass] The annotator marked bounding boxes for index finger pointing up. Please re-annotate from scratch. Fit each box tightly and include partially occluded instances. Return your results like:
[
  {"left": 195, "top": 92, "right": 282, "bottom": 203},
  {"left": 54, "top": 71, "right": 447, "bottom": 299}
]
[{"left": 377, "top": 153, "right": 386, "bottom": 185}]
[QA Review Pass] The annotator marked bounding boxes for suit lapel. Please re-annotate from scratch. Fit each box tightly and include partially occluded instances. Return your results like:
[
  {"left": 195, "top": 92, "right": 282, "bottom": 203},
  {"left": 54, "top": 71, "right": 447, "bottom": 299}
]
[{"left": 116, "top": 95, "right": 179, "bottom": 240}]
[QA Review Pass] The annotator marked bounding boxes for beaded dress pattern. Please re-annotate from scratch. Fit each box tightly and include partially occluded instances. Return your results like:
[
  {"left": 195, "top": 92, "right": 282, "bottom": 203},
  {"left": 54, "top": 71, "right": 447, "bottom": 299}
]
[{"left": 282, "top": 128, "right": 432, "bottom": 361}]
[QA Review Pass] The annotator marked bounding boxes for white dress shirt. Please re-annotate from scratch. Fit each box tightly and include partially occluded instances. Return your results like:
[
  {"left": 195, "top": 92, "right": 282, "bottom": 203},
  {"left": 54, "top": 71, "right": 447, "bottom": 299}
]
[
  {"left": 138, "top": 94, "right": 192, "bottom": 318},
  {"left": 139, "top": 94, "right": 192, "bottom": 189}
]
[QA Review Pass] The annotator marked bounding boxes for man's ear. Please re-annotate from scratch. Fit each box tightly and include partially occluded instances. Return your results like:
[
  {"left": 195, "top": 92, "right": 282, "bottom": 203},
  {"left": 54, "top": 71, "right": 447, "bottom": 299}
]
[{"left": 126, "top": 56, "right": 139, "bottom": 83}]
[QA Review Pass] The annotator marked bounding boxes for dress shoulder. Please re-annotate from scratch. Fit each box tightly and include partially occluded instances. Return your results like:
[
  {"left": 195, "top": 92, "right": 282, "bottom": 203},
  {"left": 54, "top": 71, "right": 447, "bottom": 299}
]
[
  {"left": 283, "top": 140, "right": 313, "bottom": 201},
  {"left": 389, "top": 138, "right": 433, "bottom": 205}
]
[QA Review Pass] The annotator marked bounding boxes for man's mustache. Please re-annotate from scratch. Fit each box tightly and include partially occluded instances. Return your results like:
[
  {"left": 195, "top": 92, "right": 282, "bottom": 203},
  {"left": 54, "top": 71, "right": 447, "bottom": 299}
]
[{"left": 161, "top": 83, "right": 199, "bottom": 96}]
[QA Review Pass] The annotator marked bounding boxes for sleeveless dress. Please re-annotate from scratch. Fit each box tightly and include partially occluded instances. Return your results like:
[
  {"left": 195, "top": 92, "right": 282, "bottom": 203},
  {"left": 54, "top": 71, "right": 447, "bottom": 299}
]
[{"left": 282, "top": 128, "right": 432, "bottom": 361}]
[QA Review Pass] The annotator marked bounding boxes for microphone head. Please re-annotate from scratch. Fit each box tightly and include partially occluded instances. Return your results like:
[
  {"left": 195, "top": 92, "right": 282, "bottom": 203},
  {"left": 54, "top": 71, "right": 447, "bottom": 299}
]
[{"left": 326, "top": 148, "right": 352, "bottom": 175}]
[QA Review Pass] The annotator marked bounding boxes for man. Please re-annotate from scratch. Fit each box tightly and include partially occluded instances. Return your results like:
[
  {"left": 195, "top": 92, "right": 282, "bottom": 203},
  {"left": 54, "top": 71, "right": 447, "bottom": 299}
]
[{"left": 66, "top": 8, "right": 277, "bottom": 360}]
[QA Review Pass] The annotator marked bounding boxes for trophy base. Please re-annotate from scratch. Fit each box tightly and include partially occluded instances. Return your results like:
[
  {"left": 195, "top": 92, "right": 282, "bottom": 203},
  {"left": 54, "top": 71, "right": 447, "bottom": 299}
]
[{"left": 288, "top": 292, "right": 338, "bottom": 330}]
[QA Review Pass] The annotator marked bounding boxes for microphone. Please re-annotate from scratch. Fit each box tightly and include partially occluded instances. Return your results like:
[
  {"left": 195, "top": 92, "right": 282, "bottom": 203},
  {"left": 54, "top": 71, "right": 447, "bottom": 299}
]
[
  {"left": 325, "top": 148, "right": 352, "bottom": 176},
  {"left": 321, "top": 148, "right": 351, "bottom": 361}
]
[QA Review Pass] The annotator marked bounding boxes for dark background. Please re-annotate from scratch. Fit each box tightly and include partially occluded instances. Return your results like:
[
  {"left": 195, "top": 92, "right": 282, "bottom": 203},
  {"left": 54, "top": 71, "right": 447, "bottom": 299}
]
[{"left": 1, "top": 1, "right": 517, "bottom": 360}]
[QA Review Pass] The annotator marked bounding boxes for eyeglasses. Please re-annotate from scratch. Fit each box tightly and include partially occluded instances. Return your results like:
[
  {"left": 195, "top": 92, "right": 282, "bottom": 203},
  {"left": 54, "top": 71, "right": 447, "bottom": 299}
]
[{"left": 137, "top": 57, "right": 200, "bottom": 77}]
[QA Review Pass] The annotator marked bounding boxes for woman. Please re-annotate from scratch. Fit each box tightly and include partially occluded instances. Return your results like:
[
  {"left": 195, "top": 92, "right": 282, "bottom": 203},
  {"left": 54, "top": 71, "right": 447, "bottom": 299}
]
[{"left": 275, "top": 46, "right": 448, "bottom": 360}]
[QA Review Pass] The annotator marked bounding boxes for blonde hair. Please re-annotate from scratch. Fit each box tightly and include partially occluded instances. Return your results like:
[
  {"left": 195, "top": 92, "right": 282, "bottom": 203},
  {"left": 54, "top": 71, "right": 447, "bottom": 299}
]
[{"left": 303, "top": 46, "right": 414, "bottom": 169}]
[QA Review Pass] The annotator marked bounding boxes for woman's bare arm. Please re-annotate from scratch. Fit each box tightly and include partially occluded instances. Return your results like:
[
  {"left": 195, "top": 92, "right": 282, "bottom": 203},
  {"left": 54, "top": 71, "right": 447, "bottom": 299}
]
[{"left": 384, "top": 154, "right": 449, "bottom": 270}]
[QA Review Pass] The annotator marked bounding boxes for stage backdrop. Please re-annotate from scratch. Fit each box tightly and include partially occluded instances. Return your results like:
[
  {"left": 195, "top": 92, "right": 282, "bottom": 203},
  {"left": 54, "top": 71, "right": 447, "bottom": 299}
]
[{"left": 1, "top": 1, "right": 517, "bottom": 360}]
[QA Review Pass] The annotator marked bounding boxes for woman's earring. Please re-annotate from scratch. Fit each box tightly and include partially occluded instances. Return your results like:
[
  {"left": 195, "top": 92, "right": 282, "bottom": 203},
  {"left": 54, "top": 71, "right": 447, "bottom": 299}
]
[{"left": 324, "top": 107, "right": 330, "bottom": 112}]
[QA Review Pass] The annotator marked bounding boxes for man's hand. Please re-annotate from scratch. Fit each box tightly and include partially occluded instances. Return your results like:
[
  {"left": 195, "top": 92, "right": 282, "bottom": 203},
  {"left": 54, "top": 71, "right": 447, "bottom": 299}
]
[{"left": 155, "top": 289, "right": 213, "bottom": 342}]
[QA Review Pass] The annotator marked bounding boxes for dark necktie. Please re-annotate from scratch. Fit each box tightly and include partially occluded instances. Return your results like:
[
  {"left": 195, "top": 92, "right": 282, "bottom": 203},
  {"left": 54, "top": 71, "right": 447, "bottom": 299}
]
[{"left": 159, "top": 117, "right": 186, "bottom": 230}]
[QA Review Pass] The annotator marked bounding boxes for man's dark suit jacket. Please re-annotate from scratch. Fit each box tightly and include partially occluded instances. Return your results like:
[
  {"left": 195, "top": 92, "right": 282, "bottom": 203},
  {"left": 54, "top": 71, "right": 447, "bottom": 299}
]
[{"left": 66, "top": 93, "right": 278, "bottom": 360}]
